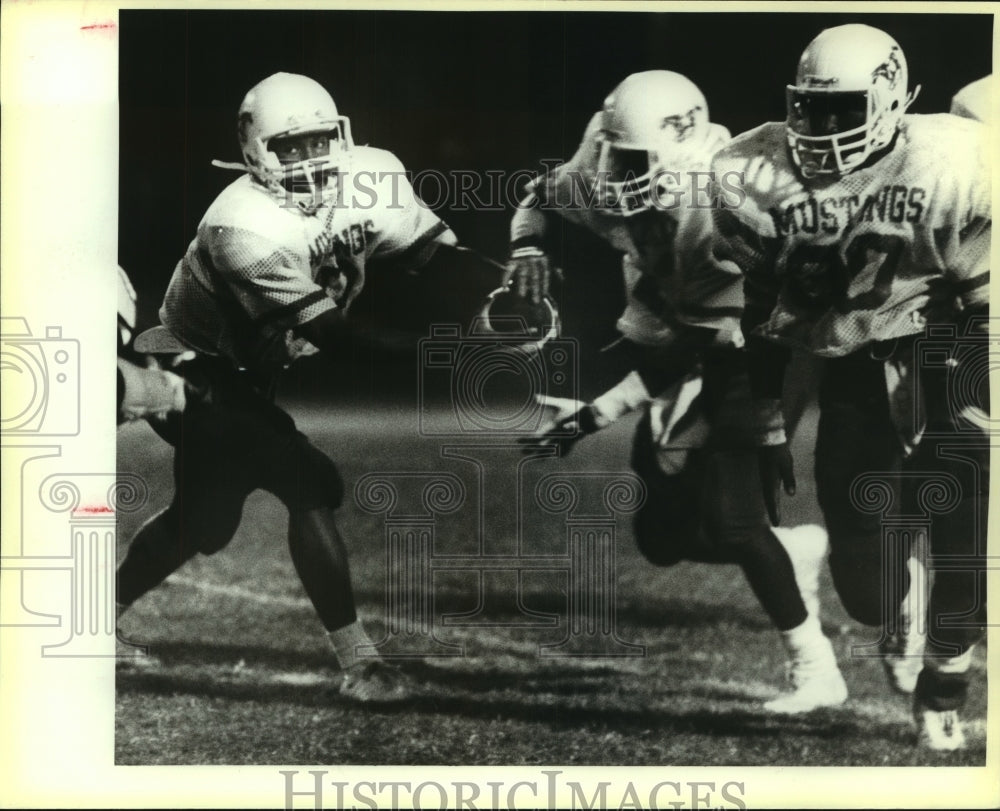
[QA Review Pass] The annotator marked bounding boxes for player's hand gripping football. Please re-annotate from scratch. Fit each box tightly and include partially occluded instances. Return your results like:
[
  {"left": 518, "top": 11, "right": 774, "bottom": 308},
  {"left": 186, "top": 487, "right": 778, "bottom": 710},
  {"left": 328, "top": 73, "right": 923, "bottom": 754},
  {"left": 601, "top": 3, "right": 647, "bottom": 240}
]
[
  {"left": 518, "top": 394, "right": 602, "bottom": 456},
  {"left": 503, "top": 246, "right": 562, "bottom": 305},
  {"left": 757, "top": 442, "right": 797, "bottom": 526}
]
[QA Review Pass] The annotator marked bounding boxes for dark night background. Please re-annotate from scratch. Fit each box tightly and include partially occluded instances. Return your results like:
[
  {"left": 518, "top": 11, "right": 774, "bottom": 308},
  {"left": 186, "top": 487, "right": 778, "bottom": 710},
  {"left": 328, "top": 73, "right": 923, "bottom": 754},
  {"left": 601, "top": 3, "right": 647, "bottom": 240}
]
[{"left": 119, "top": 10, "right": 992, "bottom": 401}]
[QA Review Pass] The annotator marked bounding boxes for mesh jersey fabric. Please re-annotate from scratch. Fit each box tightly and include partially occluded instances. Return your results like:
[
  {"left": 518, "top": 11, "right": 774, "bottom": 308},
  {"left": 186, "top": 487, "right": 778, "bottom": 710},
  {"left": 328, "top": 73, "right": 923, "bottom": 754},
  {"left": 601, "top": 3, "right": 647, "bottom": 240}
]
[
  {"left": 161, "top": 145, "right": 454, "bottom": 370},
  {"left": 528, "top": 116, "right": 744, "bottom": 347},
  {"left": 711, "top": 114, "right": 990, "bottom": 356}
]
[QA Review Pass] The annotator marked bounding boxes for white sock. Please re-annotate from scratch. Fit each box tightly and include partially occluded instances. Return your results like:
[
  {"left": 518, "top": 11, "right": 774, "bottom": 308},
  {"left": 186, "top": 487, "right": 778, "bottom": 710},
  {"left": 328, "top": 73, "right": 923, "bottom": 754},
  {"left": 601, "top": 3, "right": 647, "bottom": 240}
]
[
  {"left": 116, "top": 602, "right": 129, "bottom": 622},
  {"left": 781, "top": 614, "right": 829, "bottom": 662},
  {"left": 924, "top": 645, "right": 974, "bottom": 675},
  {"left": 327, "top": 621, "right": 377, "bottom": 670},
  {"left": 772, "top": 524, "right": 826, "bottom": 620}
]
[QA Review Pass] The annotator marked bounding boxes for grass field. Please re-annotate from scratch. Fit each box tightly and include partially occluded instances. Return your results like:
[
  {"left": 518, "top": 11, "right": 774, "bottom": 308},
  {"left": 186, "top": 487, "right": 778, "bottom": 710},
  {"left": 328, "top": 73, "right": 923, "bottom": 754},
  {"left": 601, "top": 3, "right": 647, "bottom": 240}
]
[{"left": 115, "top": 394, "right": 988, "bottom": 767}]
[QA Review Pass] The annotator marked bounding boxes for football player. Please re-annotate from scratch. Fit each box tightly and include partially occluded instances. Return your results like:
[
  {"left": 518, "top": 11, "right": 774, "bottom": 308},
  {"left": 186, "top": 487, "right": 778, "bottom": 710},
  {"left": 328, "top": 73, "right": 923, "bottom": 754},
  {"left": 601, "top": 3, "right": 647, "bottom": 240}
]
[
  {"left": 508, "top": 70, "right": 847, "bottom": 714},
  {"left": 116, "top": 72, "right": 477, "bottom": 701},
  {"left": 711, "top": 24, "right": 990, "bottom": 750},
  {"left": 117, "top": 264, "right": 187, "bottom": 424},
  {"left": 950, "top": 74, "right": 993, "bottom": 123}
]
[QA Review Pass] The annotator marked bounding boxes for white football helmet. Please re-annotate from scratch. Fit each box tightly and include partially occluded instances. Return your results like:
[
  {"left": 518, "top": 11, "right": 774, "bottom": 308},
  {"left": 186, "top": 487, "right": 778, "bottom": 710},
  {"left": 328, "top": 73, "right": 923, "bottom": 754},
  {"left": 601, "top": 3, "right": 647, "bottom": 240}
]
[
  {"left": 786, "top": 24, "right": 920, "bottom": 178},
  {"left": 595, "top": 70, "right": 710, "bottom": 216},
  {"left": 237, "top": 72, "right": 353, "bottom": 210}
]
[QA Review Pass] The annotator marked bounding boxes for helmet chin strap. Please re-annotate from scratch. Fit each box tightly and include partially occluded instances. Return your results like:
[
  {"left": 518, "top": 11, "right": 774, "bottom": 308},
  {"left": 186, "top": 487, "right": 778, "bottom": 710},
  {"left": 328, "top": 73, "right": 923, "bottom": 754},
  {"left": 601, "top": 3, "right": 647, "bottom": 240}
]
[{"left": 211, "top": 159, "right": 251, "bottom": 172}]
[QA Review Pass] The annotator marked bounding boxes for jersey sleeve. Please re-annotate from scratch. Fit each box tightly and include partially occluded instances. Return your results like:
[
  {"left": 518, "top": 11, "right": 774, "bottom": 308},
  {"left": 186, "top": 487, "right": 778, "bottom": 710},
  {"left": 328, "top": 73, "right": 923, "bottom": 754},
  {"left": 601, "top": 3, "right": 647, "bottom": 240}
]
[
  {"left": 950, "top": 75, "right": 993, "bottom": 123},
  {"left": 509, "top": 113, "right": 602, "bottom": 250},
  {"left": 673, "top": 203, "right": 745, "bottom": 335},
  {"left": 531, "top": 112, "right": 604, "bottom": 230},
  {"left": 926, "top": 121, "right": 991, "bottom": 309},
  {"left": 709, "top": 173, "right": 782, "bottom": 334},
  {"left": 204, "top": 224, "right": 336, "bottom": 330},
  {"left": 355, "top": 149, "right": 456, "bottom": 271}
]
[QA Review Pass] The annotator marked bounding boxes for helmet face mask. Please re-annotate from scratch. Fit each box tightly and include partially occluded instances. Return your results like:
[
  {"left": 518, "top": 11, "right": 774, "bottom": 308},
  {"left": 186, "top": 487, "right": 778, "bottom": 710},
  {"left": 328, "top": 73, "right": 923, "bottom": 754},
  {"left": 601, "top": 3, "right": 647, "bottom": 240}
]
[
  {"left": 266, "top": 130, "right": 347, "bottom": 203},
  {"left": 237, "top": 73, "right": 354, "bottom": 211},
  {"left": 596, "top": 142, "right": 657, "bottom": 216},
  {"left": 785, "top": 24, "right": 919, "bottom": 179},
  {"left": 594, "top": 70, "right": 710, "bottom": 216},
  {"left": 785, "top": 87, "right": 874, "bottom": 177}
]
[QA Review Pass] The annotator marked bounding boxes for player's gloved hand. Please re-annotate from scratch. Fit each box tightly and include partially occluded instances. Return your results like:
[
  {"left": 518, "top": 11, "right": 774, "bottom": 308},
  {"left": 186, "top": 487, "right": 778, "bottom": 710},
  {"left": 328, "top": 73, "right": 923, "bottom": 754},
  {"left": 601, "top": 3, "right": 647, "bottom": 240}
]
[
  {"left": 757, "top": 443, "right": 796, "bottom": 526},
  {"left": 118, "top": 357, "right": 188, "bottom": 421},
  {"left": 503, "top": 246, "right": 561, "bottom": 305},
  {"left": 518, "top": 395, "right": 603, "bottom": 456}
]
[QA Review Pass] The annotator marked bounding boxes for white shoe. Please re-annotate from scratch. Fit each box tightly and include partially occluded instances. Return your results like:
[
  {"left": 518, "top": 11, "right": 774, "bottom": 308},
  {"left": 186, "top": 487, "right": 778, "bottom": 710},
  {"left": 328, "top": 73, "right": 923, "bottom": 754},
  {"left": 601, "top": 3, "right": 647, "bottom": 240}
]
[
  {"left": 339, "top": 660, "right": 413, "bottom": 703},
  {"left": 881, "top": 556, "right": 927, "bottom": 694},
  {"left": 915, "top": 704, "right": 966, "bottom": 751},
  {"left": 764, "top": 639, "right": 848, "bottom": 714}
]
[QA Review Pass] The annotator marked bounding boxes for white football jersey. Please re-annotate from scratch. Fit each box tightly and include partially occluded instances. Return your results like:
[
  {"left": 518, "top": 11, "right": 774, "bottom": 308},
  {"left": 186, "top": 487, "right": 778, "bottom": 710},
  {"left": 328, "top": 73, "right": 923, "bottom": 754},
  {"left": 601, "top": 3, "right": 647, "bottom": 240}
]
[
  {"left": 711, "top": 115, "right": 990, "bottom": 357},
  {"left": 950, "top": 75, "right": 993, "bottom": 123},
  {"left": 161, "top": 146, "right": 455, "bottom": 369},
  {"left": 527, "top": 115, "right": 743, "bottom": 347}
]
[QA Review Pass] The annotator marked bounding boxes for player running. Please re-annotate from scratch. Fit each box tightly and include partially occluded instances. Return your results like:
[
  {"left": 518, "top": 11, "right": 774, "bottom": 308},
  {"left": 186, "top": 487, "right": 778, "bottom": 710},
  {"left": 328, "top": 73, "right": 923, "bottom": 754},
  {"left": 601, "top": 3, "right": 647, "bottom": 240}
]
[
  {"left": 116, "top": 72, "right": 490, "bottom": 701},
  {"left": 711, "top": 25, "right": 990, "bottom": 750},
  {"left": 508, "top": 70, "right": 847, "bottom": 714}
]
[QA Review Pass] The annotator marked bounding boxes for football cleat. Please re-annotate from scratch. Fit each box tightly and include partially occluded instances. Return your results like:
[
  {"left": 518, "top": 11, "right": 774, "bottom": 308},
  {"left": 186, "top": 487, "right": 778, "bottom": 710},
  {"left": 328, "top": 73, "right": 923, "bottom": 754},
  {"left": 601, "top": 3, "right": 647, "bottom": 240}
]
[
  {"left": 880, "top": 556, "right": 927, "bottom": 694},
  {"left": 764, "top": 638, "right": 848, "bottom": 714},
  {"left": 914, "top": 704, "right": 966, "bottom": 751},
  {"left": 339, "top": 660, "right": 414, "bottom": 704}
]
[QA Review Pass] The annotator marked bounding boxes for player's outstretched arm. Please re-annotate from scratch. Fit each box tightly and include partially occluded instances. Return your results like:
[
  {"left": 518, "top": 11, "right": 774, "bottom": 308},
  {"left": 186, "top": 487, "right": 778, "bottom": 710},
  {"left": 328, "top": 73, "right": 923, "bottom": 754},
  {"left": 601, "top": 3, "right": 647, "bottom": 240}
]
[
  {"left": 294, "top": 307, "right": 418, "bottom": 358},
  {"left": 117, "top": 357, "right": 187, "bottom": 423},
  {"left": 517, "top": 333, "right": 708, "bottom": 458},
  {"left": 745, "top": 333, "right": 797, "bottom": 526},
  {"left": 504, "top": 192, "right": 562, "bottom": 305}
]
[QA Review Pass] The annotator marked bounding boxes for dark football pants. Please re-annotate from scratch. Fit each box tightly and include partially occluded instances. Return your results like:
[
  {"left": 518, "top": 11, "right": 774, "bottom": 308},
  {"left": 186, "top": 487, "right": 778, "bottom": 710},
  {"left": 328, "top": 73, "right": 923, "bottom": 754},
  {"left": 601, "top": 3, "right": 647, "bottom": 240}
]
[
  {"left": 816, "top": 342, "right": 987, "bottom": 710},
  {"left": 630, "top": 358, "right": 808, "bottom": 632},
  {"left": 116, "top": 355, "right": 345, "bottom": 608}
]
